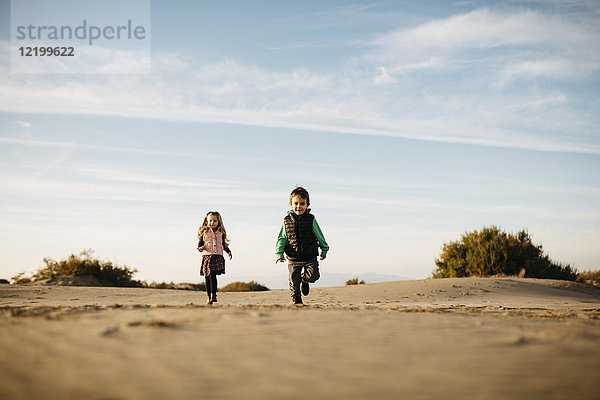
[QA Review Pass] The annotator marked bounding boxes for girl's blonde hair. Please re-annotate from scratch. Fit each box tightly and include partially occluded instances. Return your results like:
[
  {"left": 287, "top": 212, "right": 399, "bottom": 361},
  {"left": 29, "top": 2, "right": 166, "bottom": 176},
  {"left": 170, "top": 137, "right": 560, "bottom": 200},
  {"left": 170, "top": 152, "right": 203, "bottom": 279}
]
[{"left": 198, "top": 211, "right": 229, "bottom": 246}]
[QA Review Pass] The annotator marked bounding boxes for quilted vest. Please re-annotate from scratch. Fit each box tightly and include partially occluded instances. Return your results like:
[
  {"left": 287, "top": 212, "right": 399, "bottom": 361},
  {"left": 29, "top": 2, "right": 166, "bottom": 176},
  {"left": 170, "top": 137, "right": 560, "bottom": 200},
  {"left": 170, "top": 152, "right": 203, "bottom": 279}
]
[
  {"left": 201, "top": 227, "right": 225, "bottom": 256},
  {"left": 284, "top": 212, "right": 317, "bottom": 261}
]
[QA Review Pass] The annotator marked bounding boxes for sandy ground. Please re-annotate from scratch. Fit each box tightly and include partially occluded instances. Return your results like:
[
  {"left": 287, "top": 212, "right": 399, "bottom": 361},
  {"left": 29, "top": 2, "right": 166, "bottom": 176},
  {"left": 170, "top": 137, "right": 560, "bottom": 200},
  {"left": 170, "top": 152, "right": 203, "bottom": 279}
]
[{"left": 1, "top": 277, "right": 599, "bottom": 400}]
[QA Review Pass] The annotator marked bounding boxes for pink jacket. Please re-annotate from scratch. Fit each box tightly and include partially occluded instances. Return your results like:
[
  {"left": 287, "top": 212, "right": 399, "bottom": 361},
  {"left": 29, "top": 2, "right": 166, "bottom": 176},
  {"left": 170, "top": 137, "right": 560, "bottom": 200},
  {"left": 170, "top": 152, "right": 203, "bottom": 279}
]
[{"left": 200, "top": 227, "right": 225, "bottom": 256}]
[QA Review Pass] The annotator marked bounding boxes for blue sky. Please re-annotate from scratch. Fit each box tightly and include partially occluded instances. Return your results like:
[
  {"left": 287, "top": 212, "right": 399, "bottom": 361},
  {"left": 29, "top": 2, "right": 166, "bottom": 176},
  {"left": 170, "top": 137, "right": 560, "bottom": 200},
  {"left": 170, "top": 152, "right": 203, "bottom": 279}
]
[{"left": 1, "top": 0, "right": 599, "bottom": 288}]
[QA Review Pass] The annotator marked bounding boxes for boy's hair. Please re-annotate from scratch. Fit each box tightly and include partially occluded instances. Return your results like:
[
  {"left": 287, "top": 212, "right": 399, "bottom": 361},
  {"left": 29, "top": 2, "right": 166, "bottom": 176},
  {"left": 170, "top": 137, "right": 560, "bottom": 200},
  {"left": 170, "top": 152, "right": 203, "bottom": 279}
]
[
  {"left": 290, "top": 186, "right": 310, "bottom": 205},
  {"left": 198, "top": 211, "right": 229, "bottom": 246}
]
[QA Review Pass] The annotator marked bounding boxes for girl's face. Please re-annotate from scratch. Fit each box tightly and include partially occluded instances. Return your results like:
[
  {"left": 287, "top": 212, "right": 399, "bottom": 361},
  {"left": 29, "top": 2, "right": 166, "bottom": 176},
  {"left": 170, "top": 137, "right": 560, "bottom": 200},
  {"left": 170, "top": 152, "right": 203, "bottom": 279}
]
[
  {"left": 290, "top": 195, "right": 308, "bottom": 215},
  {"left": 207, "top": 214, "right": 219, "bottom": 229}
]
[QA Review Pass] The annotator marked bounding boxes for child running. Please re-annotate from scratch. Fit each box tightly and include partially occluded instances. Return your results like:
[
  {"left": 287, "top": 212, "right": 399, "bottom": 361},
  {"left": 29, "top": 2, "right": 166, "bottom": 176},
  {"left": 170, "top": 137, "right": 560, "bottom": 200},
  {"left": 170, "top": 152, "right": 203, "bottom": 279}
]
[
  {"left": 197, "top": 211, "right": 232, "bottom": 305},
  {"left": 276, "top": 186, "right": 329, "bottom": 305}
]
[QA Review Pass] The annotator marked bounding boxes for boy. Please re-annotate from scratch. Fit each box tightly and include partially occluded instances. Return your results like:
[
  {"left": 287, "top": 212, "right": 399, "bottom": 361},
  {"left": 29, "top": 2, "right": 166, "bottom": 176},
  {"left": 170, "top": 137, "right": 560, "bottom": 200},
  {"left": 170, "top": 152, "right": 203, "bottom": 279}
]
[{"left": 276, "top": 186, "right": 329, "bottom": 305}]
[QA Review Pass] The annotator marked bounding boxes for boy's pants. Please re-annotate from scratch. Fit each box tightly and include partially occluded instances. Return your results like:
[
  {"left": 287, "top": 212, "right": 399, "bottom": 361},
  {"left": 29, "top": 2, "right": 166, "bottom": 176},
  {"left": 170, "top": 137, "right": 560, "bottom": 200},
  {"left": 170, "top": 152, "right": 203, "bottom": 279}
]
[{"left": 288, "top": 258, "right": 320, "bottom": 298}]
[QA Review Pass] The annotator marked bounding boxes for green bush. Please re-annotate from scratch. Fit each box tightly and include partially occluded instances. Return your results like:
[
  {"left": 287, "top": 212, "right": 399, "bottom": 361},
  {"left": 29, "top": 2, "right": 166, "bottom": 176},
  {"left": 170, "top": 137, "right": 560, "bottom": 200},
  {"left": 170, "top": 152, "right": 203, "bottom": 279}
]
[
  {"left": 346, "top": 277, "right": 365, "bottom": 285},
  {"left": 12, "top": 249, "right": 142, "bottom": 287},
  {"left": 220, "top": 281, "right": 269, "bottom": 292},
  {"left": 433, "top": 226, "right": 577, "bottom": 281}
]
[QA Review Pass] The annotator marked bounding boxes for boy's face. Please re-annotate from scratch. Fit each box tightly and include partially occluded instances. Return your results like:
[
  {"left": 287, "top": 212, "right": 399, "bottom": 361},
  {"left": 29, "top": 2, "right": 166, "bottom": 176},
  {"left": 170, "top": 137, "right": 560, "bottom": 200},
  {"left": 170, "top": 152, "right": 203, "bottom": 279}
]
[
  {"left": 207, "top": 215, "right": 219, "bottom": 228},
  {"left": 290, "top": 195, "right": 308, "bottom": 215}
]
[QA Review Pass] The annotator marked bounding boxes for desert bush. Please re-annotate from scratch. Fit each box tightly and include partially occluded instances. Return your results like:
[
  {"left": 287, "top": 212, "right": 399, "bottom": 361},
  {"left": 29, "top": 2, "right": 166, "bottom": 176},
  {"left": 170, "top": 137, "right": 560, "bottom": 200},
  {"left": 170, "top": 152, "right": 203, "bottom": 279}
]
[
  {"left": 577, "top": 270, "right": 600, "bottom": 287},
  {"left": 150, "top": 281, "right": 174, "bottom": 290},
  {"left": 433, "top": 226, "right": 577, "bottom": 281},
  {"left": 0, "top": 278, "right": 10, "bottom": 284},
  {"left": 143, "top": 281, "right": 206, "bottom": 291},
  {"left": 177, "top": 282, "right": 206, "bottom": 291},
  {"left": 12, "top": 249, "right": 142, "bottom": 287},
  {"left": 346, "top": 277, "right": 365, "bottom": 285},
  {"left": 11, "top": 272, "right": 32, "bottom": 284},
  {"left": 220, "top": 281, "right": 269, "bottom": 292}
]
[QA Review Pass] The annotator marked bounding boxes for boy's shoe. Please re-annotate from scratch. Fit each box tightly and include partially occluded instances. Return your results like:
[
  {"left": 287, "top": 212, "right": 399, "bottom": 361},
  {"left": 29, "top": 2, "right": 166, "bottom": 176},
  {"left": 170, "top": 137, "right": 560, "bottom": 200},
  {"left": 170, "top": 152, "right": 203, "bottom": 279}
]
[
  {"left": 206, "top": 297, "right": 213, "bottom": 305},
  {"left": 301, "top": 281, "right": 310, "bottom": 296},
  {"left": 211, "top": 293, "right": 217, "bottom": 303},
  {"left": 292, "top": 295, "right": 303, "bottom": 305}
]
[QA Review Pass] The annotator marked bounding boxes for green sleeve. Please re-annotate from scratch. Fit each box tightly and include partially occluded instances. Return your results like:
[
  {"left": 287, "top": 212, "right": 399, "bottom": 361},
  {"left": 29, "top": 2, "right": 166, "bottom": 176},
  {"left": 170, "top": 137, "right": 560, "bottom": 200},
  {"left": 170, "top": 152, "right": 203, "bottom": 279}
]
[
  {"left": 275, "top": 224, "right": 287, "bottom": 259},
  {"left": 312, "top": 219, "right": 329, "bottom": 257}
]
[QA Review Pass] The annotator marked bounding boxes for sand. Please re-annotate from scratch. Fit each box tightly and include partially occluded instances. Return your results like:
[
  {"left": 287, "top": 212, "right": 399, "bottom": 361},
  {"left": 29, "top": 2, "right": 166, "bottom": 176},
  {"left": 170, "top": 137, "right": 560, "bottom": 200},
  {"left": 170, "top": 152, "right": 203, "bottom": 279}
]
[{"left": 1, "top": 277, "right": 599, "bottom": 400}]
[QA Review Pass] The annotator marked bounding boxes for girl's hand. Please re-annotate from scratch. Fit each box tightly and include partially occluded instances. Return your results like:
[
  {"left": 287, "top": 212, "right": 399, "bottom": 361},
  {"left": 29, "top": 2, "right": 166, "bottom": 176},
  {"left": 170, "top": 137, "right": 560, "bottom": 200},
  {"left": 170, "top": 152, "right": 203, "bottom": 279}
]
[
  {"left": 197, "top": 246, "right": 204, "bottom": 252},
  {"left": 228, "top": 252, "right": 233, "bottom": 260},
  {"left": 275, "top": 258, "right": 286, "bottom": 264}
]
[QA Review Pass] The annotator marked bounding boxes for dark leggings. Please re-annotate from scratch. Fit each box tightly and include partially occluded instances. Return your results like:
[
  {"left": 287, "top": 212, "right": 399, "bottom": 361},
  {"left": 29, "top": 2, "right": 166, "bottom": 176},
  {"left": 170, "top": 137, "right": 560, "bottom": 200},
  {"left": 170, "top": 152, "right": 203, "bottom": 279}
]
[{"left": 205, "top": 274, "right": 218, "bottom": 296}]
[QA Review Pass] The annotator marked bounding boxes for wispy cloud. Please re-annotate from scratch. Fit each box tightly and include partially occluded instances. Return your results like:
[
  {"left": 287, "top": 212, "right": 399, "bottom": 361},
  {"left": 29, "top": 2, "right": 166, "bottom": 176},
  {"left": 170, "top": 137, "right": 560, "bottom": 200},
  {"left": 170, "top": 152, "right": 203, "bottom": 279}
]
[
  {"left": 4, "top": 166, "right": 595, "bottom": 223},
  {"left": 1, "top": 5, "right": 599, "bottom": 155},
  {"left": 391, "top": 8, "right": 595, "bottom": 50},
  {"left": 498, "top": 59, "right": 591, "bottom": 85},
  {"left": 15, "top": 121, "right": 31, "bottom": 129},
  {"left": 0, "top": 170, "right": 280, "bottom": 207},
  {"left": 506, "top": 94, "right": 568, "bottom": 110},
  {"left": 0, "top": 136, "right": 225, "bottom": 159},
  {"left": 373, "top": 9, "right": 588, "bottom": 50},
  {"left": 0, "top": 136, "right": 351, "bottom": 170},
  {"left": 369, "top": 8, "right": 600, "bottom": 83},
  {"left": 259, "top": 39, "right": 353, "bottom": 51}
]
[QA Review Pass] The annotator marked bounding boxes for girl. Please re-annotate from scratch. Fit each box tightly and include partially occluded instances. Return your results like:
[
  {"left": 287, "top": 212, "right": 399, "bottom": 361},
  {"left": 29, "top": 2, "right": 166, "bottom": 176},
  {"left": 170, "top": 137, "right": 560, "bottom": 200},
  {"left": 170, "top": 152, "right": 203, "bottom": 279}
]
[{"left": 197, "top": 211, "right": 232, "bottom": 305}]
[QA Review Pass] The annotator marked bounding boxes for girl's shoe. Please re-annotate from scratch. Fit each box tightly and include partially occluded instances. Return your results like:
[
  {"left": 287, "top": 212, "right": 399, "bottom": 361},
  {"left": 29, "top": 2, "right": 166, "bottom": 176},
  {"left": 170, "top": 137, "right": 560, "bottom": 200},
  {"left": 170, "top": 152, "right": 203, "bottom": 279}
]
[
  {"left": 211, "top": 293, "right": 217, "bottom": 303},
  {"left": 206, "top": 296, "right": 213, "bottom": 305}
]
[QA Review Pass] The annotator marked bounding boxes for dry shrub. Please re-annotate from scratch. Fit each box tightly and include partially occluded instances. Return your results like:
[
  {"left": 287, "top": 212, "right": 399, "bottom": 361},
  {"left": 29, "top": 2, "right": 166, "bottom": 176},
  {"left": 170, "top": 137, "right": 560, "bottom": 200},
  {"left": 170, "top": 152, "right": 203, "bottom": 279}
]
[
  {"left": 10, "top": 272, "right": 31, "bottom": 284},
  {"left": 346, "top": 277, "right": 365, "bottom": 285},
  {"left": 12, "top": 249, "right": 142, "bottom": 287},
  {"left": 143, "top": 281, "right": 206, "bottom": 291},
  {"left": 577, "top": 270, "right": 600, "bottom": 287},
  {"left": 220, "top": 281, "right": 269, "bottom": 292}
]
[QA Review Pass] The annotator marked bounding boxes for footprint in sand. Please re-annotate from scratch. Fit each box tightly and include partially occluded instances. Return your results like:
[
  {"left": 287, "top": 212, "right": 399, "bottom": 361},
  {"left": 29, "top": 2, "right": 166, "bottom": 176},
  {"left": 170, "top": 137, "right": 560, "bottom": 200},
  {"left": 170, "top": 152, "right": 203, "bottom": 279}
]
[
  {"left": 128, "top": 320, "right": 180, "bottom": 328},
  {"left": 101, "top": 326, "right": 120, "bottom": 337}
]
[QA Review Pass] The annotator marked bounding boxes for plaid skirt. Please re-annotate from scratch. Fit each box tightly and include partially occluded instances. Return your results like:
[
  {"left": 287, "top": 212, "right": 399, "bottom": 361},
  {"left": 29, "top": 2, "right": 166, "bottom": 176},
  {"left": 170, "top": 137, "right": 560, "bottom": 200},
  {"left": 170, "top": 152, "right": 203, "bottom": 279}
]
[{"left": 200, "top": 254, "right": 225, "bottom": 276}]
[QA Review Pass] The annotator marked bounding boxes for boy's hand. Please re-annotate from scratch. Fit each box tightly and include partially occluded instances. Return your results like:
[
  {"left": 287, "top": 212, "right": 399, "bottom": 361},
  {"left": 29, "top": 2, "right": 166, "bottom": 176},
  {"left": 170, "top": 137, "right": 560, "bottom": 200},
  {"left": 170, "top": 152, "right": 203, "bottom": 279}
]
[
  {"left": 320, "top": 254, "right": 326, "bottom": 260},
  {"left": 275, "top": 257, "right": 286, "bottom": 264}
]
